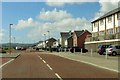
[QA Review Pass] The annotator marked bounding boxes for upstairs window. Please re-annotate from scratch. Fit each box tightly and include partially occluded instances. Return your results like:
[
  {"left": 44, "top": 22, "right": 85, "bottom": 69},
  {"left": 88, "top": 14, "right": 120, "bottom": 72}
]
[
  {"left": 108, "top": 16, "right": 112, "bottom": 22},
  {"left": 100, "top": 19, "right": 104, "bottom": 25},
  {"left": 94, "top": 22, "right": 98, "bottom": 28},
  {"left": 117, "top": 12, "right": 120, "bottom": 19}
]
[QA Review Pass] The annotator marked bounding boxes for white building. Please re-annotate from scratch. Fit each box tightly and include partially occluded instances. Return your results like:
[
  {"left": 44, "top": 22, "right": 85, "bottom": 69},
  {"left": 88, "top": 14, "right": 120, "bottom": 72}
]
[
  {"left": 92, "top": 7, "right": 120, "bottom": 40},
  {"left": 85, "top": 7, "right": 120, "bottom": 52}
]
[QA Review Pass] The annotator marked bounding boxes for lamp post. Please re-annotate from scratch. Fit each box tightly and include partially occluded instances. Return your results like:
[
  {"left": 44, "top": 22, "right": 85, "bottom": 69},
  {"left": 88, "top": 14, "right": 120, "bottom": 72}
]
[
  {"left": 9, "top": 24, "right": 13, "bottom": 54},
  {"left": 44, "top": 34, "right": 46, "bottom": 50},
  {"left": 47, "top": 31, "right": 50, "bottom": 39}
]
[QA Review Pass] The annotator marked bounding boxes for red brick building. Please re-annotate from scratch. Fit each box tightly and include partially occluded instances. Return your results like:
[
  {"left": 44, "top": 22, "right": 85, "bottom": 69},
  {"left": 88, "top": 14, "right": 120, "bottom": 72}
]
[{"left": 72, "top": 30, "right": 91, "bottom": 48}]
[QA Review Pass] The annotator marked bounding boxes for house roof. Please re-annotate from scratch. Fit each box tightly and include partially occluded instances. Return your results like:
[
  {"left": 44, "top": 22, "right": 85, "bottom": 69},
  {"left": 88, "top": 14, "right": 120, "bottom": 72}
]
[
  {"left": 92, "top": 7, "right": 120, "bottom": 23},
  {"left": 74, "top": 30, "right": 85, "bottom": 37},
  {"left": 60, "top": 32, "right": 70, "bottom": 37},
  {"left": 46, "top": 37, "right": 57, "bottom": 42},
  {"left": 74, "top": 30, "right": 91, "bottom": 37}
]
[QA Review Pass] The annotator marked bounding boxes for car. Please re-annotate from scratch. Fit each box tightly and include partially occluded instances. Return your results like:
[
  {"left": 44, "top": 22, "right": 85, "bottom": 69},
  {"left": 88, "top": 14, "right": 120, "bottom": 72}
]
[
  {"left": 70, "top": 47, "right": 88, "bottom": 53},
  {"left": 106, "top": 45, "right": 120, "bottom": 56},
  {"left": 97, "top": 44, "right": 110, "bottom": 55}
]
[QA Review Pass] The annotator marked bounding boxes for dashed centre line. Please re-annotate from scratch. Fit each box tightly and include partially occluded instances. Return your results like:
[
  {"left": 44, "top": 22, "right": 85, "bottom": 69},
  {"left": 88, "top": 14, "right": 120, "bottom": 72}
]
[
  {"left": 42, "top": 60, "right": 47, "bottom": 64},
  {"left": 55, "top": 73, "right": 63, "bottom": 80},
  {"left": 38, "top": 55, "right": 62, "bottom": 80},
  {"left": 46, "top": 64, "right": 53, "bottom": 70}
]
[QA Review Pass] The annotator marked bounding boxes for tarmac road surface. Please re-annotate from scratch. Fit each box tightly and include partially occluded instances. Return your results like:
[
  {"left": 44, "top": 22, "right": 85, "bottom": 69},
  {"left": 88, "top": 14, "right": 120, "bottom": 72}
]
[
  {"left": 2, "top": 52, "right": 57, "bottom": 79},
  {"left": 1, "top": 52, "right": 119, "bottom": 80}
]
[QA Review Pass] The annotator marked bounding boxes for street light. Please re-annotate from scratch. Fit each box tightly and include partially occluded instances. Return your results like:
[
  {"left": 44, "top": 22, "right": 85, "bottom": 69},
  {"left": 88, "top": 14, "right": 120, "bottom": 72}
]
[
  {"left": 47, "top": 31, "right": 50, "bottom": 39},
  {"left": 44, "top": 34, "right": 46, "bottom": 49},
  {"left": 9, "top": 24, "right": 13, "bottom": 54}
]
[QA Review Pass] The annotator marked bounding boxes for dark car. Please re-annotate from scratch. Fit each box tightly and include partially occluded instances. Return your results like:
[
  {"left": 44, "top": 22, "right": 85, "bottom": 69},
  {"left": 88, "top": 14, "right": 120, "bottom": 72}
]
[
  {"left": 97, "top": 44, "right": 110, "bottom": 55},
  {"left": 70, "top": 47, "right": 88, "bottom": 53}
]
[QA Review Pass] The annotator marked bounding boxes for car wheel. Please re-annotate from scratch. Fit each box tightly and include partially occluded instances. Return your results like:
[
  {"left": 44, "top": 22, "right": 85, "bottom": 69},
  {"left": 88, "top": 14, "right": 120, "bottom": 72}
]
[
  {"left": 99, "top": 53, "right": 102, "bottom": 55},
  {"left": 112, "top": 52, "right": 117, "bottom": 56}
]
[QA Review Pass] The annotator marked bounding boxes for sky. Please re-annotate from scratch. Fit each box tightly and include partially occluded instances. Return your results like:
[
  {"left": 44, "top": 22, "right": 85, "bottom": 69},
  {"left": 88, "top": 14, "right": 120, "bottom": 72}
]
[{"left": 1, "top": 0, "right": 119, "bottom": 43}]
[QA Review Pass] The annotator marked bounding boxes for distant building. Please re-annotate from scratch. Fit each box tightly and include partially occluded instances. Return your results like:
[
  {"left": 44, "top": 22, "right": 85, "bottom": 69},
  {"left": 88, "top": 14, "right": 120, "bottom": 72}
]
[
  {"left": 46, "top": 38, "right": 57, "bottom": 47},
  {"left": 60, "top": 32, "right": 70, "bottom": 47},
  {"left": 72, "top": 30, "right": 91, "bottom": 48}
]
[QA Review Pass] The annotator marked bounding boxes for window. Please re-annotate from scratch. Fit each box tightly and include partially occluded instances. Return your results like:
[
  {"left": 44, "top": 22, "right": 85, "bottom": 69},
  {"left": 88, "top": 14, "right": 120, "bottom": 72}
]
[
  {"left": 99, "top": 31, "right": 104, "bottom": 36},
  {"left": 100, "top": 19, "right": 104, "bottom": 25},
  {"left": 117, "top": 12, "right": 120, "bottom": 19},
  {"left": 108, "top": 16, "right": 112, "bottom": 22},
  {"left": 116, "top": 27, "right": 120, "bottom": 33},
  {"left": 115, "top": 46, "right": 120, "bottom": 49},
  {"left": 94, "top": 22, "right": 98, "bottom": 27},
  {"left": 107, "top": 29, "right": 113, "bottom": 34}
]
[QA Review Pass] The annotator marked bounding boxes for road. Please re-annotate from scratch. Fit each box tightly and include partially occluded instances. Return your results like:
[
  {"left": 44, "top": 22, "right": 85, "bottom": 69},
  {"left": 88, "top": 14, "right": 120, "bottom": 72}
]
[{"left": 1, "top": 52, "right": 119, "bottom": 80}]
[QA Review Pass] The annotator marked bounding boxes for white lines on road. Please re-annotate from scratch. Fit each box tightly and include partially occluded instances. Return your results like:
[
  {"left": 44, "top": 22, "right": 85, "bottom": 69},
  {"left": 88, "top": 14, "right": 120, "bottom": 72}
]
[
  {"left": 46, "top": 64, "right": 53, "bottom": 70},
  {"left": 0, "top": 59, "right": 14, "bottom": 68},
  {"left": 38, "top": 56, "right": 43, "bottom": 60},
  {"left": 42, "top": 60, "right": 46, "bottom": 64},
  {"left": 38, "top": 55, "right": 63, "bottom": 80},
  {"left": 55, "top": 73, "right": 63, "bottom": 80}
]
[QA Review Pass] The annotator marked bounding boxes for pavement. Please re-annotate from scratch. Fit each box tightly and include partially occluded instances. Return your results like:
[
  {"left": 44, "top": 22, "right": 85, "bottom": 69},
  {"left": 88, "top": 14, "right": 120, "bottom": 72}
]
[
  {"left": 49, "top": 51, "right": 119, "bottom": 73},
  {"left": 0, "top": 53, "right": 20, "bottom": 58}
]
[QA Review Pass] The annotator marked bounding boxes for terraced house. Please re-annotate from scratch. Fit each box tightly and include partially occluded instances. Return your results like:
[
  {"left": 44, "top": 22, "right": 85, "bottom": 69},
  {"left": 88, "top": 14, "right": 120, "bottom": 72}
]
[{"left": 85, "top": 7, "right": 120, "bottom": 52}]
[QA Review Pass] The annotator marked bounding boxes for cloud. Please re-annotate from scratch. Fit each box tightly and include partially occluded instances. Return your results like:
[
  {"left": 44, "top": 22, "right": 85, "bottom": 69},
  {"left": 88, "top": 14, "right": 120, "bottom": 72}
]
[
  {"left": 13, "top": 18, "right": 39, "bottom": 30},
  {"left": 46, "top": 0, "right": 98, "bottom": 7},
  {"left": 93, "top": 0, "right": 118, "bottom": 20},
  {"left": 38, "top": 8, "right": 72, "bottom": 22}
]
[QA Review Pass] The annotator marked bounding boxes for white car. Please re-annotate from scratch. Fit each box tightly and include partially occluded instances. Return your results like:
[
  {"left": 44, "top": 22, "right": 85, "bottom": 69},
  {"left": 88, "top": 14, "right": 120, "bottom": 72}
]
[{"left": 106, "top": 45, "right": 120, "bottom": 56}]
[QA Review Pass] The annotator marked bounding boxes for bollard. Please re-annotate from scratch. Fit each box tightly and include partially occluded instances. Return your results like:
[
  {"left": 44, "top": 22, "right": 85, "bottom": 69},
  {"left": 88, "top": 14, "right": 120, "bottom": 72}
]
[
  {"left": 105, "top": 50, "right": 108, "bottom": 59},
  {"left": 81, "top": 48, "right": 82, "bottom": 54},
  {"left": 91, "top": 49, "right": 93, "bottom": 57},
  {"left": 74, "top": 48, "right": 75, "bottom": 53}
]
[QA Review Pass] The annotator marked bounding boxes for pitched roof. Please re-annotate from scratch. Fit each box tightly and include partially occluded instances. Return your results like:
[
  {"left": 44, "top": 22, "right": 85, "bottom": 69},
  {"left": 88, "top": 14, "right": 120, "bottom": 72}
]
[
  {"left": 60, "top": 32, "right": 70, "bottom": 37},
  {"left": 74, "top": 30, "right": 91, "bottom": 37},
  {"left": 74, "top": 30, "right": 84, "bottom": 37},
  {"left": 46, "top": 38, "right": 57, "bottom": 42},
  {"left": 92, "top": 7, "right": 120, "bottom": 23}
]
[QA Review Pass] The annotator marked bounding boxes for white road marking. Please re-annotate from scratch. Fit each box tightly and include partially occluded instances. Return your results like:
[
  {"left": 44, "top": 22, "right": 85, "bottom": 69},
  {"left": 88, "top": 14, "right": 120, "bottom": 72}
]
[
  {"left": 53, "top": 54, "right": 119, "bottom": 73},
  {"left": 42, "top": 60, "right": 46, "bottom": 63},
  {"left": 55, "top": 73, "right": 63, "bottom": 80},
  {"left": 0, "top": 59, "right": 14, "bottom": 68},
  {"left": 38, "top": 56, "right": 43, "bottom": 60},
  {"left": 46, "top": 64, "right": 53, "bottom": 70}
]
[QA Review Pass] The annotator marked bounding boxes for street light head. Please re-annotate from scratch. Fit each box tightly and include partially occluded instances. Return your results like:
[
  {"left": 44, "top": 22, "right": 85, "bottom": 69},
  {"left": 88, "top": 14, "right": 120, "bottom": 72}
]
[{"left": 10, "top": 24, "right": 13, "bottom": 25}]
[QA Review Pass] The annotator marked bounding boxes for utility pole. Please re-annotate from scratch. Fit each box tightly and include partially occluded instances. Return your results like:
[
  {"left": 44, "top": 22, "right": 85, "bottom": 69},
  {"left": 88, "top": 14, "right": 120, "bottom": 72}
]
[{"left": 9, "top": 24, "right": 13, "bottom": 54}]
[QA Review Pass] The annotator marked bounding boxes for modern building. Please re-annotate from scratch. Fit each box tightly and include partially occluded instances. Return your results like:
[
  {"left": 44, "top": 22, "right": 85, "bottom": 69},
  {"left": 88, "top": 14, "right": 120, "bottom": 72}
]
[{"left": 85, "top": 7, "right": 120, "bottom": 52}]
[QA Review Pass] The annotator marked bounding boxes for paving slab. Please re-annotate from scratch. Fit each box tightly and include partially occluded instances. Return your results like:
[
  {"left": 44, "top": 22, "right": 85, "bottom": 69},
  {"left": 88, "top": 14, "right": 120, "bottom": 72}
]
[
  {"left": 48, "top": 52, "right": 119, "bottom": 73},
  {"left": 0, "top": 53, "right": 20, "bottom": 58}
]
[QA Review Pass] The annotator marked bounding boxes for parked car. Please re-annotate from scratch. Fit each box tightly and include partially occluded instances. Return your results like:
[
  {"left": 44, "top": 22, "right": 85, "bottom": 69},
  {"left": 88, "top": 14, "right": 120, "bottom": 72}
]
[
  {"left": 97, "top": 44, "right": 110, "bottom": 55},
  {"left": 106, "top": 45, "right": 120, "bottom": 56},
  {"left": 70, "top": 47, "right": 88, "bottom": 53}
]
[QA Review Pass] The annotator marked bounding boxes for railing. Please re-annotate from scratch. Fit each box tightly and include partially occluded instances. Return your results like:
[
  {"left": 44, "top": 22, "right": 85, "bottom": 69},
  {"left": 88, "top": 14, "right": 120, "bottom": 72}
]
[{"left": 85, "top": 32, "right": 120, "bottom": 42}]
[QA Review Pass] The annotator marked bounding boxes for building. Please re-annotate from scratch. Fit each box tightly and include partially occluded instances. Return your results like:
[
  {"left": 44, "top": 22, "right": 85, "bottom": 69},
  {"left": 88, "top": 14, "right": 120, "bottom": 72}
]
[
  {"left": 60, "top": 32, "right": 70, "bottom": 47},
  {"left": 85, "top": 7, "right": 120, "bottom": 52},
  {"left": 72, "top": 30, "right": 91, "bottom": 48},
  {"left": 46, "top": 38, "right": 57, "bottom": 47},
  {"left": 67, "top": 36, "right": 73, "bottom": 48}
]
